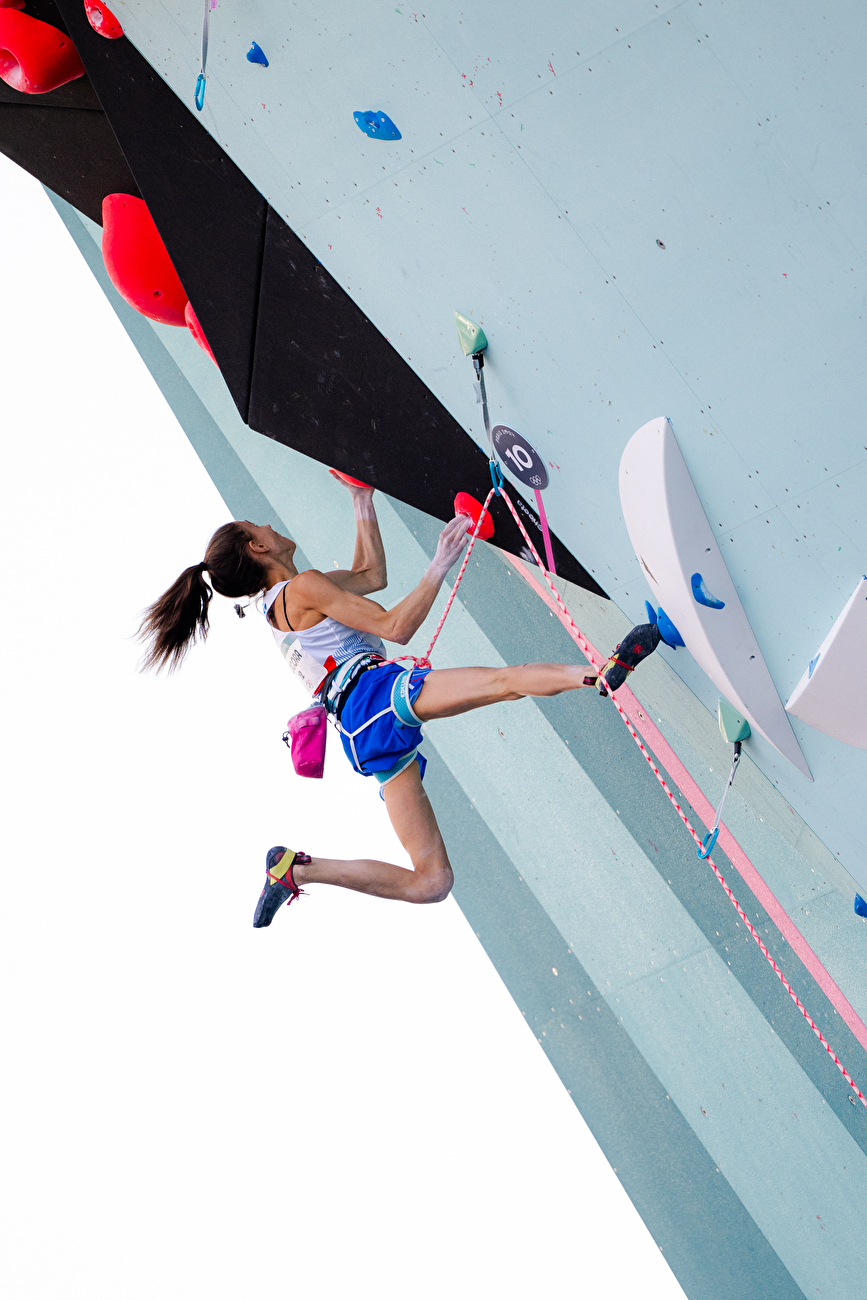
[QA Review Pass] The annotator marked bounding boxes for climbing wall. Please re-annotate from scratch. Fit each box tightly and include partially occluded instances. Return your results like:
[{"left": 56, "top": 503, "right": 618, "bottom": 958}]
[
  {"left": 29, "top": 0, "right": 864, "bottom": 886},
  {"left": 5, "top": 5, "right": 867, "bottom": 1291},
  {"left": 47, "top": 177, "right": 867, "bottom": 1300}
]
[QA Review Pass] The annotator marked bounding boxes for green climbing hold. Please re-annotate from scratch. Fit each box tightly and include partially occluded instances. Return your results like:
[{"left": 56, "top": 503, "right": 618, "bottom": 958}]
[
  {"left": 454, "top": 311, "right": 488, "bottom": 356},
  {"left": 718, "top": 698, "right": 751, "bottom": 744}
]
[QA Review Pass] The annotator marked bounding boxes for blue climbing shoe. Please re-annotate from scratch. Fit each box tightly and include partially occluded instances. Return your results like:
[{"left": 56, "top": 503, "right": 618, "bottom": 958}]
[{"left": 253, "top": 846, "right": 310, "bottom": 928}]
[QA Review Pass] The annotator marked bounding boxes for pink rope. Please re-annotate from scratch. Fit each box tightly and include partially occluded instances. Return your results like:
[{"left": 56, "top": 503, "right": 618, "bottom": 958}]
[
  {"left": 495, "top": 484, "right": 867, "bottom": 1110},
  {"left": 374, "top": 478, "right": 866, "bottom": 1104}
]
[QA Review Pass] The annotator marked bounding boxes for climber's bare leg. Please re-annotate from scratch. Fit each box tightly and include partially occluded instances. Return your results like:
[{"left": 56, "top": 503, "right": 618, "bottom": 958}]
[
  {"left": 412, "top": 663, "right": 591, "bottom": 722},
  {"left": 291, "top": 762, "right": 451, "bottom": 904}
]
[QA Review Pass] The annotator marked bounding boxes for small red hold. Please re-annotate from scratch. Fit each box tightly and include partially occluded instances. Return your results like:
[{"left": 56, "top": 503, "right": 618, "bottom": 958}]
[
  {"left": 0, "top": 2, "right": 26, "bottom": 12},
  {"left": 83, "top": 0, "right": 123, "bottom": 40},
  {"left": 101, "top": 194, "right": 188, "bottom": 326},
  {"left": 0, "top": 9, "right": 85, "bottom": 93},
  {"left": 454, "top": 491, "right": 494, "bottom": 540},
  {"left": 185, "top": 301, "right": 218, "bottom": 365},
  {"left": 330, "top": 469, "right": 373, "bottom": 489}
]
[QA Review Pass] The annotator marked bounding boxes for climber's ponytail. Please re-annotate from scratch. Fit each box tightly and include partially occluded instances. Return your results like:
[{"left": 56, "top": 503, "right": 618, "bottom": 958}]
[{"left": 137, "top": 522, "right": 266, "bottom": 673}]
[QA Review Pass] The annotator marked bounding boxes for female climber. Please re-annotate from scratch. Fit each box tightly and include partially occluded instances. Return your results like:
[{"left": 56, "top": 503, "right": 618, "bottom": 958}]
[{"left": 138, "top": 473, "right": 596, "bottom": 927}]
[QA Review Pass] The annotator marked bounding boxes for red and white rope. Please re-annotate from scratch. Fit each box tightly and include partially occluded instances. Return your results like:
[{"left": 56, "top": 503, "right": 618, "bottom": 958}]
[
  {"left": 382, "top": 487, "right": 497, "bottom": 671},
  {"left": 495, "top": 484, "right": 867, "bottom": 1109}
]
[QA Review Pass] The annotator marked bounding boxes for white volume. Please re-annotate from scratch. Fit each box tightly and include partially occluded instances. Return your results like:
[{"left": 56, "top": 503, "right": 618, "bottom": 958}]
[
  {"left": 619, "top": 417, "right": 812, "bottom": 779},
  {"left": 786, "top": 577, "right": 867, "bottom": 748}
]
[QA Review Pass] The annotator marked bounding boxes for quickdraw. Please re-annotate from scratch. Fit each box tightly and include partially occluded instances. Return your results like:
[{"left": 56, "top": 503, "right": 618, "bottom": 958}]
[
  {"left": 194, "top": 0, "right": 213, "bottom": 111},
  {"left": 697, "top": 741, "right": 742, "bottom": 860}
]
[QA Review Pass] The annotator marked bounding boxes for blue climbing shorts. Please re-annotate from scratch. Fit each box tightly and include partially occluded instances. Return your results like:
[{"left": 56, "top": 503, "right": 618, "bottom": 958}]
[{"left": 335, "top": 662, "right": 431, "bottom": 787}]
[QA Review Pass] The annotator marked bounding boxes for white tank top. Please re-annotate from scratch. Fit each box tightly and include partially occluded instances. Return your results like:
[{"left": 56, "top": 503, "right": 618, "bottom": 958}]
[{"left": 263, "top": 581, "right": 385, "bottom": 690}]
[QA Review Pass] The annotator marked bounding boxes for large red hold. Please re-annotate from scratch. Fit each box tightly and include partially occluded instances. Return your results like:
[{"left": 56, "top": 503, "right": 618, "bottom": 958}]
[
  {"left": 83, "top": 0, "right": 123, "bottom": 39},
  {"left": 0, "top": 9, "right": 84, "bottom": 93},
  {"left": 184, "top": 301, "right": 218, "bottom": 366},
  {"left": 454, "top": 491, "right": 494, "bottom": 540},
  {"left": 102, "top": 194, "right": 189, "bottom": 327}
]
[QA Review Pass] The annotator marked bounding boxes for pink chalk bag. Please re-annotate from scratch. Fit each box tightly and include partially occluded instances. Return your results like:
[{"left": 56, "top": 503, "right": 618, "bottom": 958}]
[{"left": 283, "top": 704, "right": 328, "bottom": 779}]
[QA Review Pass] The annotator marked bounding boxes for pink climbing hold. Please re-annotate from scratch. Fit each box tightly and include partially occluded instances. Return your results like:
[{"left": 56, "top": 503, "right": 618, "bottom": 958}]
[
  {"left": 185, "top": 301, "right": 218, "bottom": 365},
  {"left": 83, "top": 0, "right": 123, "bottom": 40},
  {"left": 0, "top": 9, "right": 85, "bottom": 93},
  {"left": 101, "top": 194, "right": 188, "bottom": 327},
  {"left": 454, "top": 491, "right": 494, "bottom": 540}
]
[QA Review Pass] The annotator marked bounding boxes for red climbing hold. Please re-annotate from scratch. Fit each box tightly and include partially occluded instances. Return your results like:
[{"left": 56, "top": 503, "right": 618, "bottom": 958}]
[
  {"left": 454, "top": 491, "right": 494, "bottom": 540},
  {"left": 101, "top": 194, "right": 188, "bottom": 327},
  {"left": 0, "top": 2, "right": 26, "bottom": 12},
  {"left": 0, "top": 9, "right": 84, "bottom": 93},
  {"left": 185, "top": 301, "right": 218, "bottom": 365},
  {"left": 83, "top": 0, "right": 123, "bottom": 39},
  {"left": 331, "top": 470, "right": 374, "bottom": 489}
]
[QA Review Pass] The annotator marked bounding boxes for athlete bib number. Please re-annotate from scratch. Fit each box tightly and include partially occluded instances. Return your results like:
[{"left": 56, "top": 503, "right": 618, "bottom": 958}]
[{"left": 282, "top": 638, "right": 327, "bottom": 695}]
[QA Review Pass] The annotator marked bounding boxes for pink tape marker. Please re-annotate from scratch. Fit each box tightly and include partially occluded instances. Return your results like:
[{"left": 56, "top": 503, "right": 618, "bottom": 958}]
[{"left": 534, "top": 488, "right": 556, "bottom": 575}]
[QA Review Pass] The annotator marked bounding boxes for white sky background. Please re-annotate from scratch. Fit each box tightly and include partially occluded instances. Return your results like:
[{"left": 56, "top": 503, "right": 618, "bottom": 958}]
[{"left": 0, "top": 155, "right": 686, "bottom": 1300}]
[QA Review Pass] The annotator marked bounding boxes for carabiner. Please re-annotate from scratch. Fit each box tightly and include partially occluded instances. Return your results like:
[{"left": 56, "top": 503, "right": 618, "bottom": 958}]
[
  {"left": 489, "top": 459, "right": 503, "bottom": 496},
  {"left": 697, "top": 827, "right": 719, "bottom": 860}
]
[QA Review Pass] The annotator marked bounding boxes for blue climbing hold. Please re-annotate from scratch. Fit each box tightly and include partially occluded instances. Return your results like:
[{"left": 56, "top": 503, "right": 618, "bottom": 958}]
[
  {"left": 657, "top": 607, "right": 685, "bottom": 648},
  {"left": 855, "top": 894, "right": 867, "bottom": 918},
  {"left": 247, "top": 41, "right": 268, "bottom": 66},
  {"left": 691, "top": 573, "right": 725, "bottom": 610},
  {"left": 644, "top": 602, "right": 684, "bottom": 649},
  {"left": 808, "top": 652, "right": 821, "bottom": 679},
  {"left": 354, "top": 110, "right": 401, "bottom": 141}
]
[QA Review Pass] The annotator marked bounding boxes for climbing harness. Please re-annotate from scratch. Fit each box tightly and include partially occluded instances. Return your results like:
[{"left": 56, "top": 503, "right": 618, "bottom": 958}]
[
  {"left": 490, "top": 479, "right": 867, "bottom": 1111},
  {"left": 330, "top": 665, "right": 423, "bottom": 775},
  {"left": 697, "top": 741, "right": 742, "bottom": 860},
  {"left": 195, "top": 0, "right": 214, "bottom": 111}
]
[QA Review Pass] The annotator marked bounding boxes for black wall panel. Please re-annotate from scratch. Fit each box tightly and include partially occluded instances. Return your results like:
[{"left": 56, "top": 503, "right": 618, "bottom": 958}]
[
  {"left": 52, "top": 0, "right": 267, "bottom": 420},
  {"left": 249, "top": 207, "right": 604, "bottom": 591},
  {"left": 0, "top": 2, "right": 139, "bottom": 223},
  {"left": 0, "top": 103, "right": 140, "bottom": 223}
]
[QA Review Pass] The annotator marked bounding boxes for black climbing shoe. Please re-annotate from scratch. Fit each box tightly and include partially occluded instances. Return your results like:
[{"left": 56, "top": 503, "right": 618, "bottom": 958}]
[
  {"left": 590, "top": 622, "right": 662, "bottom": 695},
  {"left": 253, "top": 846, "right": 311, "bottom": 928}
]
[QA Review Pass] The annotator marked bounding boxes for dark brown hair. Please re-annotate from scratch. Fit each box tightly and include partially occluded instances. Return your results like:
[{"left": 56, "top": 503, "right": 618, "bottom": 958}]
[{"left": 137, "top": 522, "right": 266, "bottom": 673}]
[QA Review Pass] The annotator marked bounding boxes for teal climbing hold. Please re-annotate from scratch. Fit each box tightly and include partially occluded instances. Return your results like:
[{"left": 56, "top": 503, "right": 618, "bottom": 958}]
[
  {"left": 718, "top": 698, "right": 751, "bottom": 744},
  {"left": 454, "top": 311, "right": 488, "bottom": 356}
]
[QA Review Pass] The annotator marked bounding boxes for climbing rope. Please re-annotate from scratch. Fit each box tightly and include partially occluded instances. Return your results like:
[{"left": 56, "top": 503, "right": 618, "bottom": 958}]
[
  {"left": 382, "top": 486, "right": 497, "bottom": 672},
  {"left": 494, "top": 482, "right": 867, "bottom": 1111},
  {"left": 378, "top": 473, "right": 865, "bottom": 1104}
]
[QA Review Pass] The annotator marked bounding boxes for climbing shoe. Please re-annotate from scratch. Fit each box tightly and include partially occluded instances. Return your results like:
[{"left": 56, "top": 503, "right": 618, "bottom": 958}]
[
  {"left": 253, "top": 846, "right": 311, "bottom": 928},
  {"left": 589, "top": 622, "right": 662, "bottom": 695}
]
